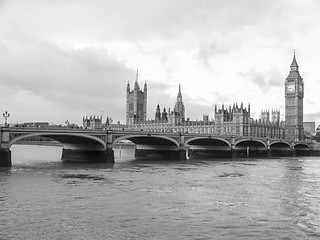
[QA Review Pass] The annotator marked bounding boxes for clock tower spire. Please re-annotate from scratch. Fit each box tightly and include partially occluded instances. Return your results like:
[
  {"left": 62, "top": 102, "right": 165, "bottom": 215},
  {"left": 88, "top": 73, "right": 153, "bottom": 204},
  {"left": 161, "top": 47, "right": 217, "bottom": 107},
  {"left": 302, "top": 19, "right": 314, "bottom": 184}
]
[
  {"left": 290, "top": 51, "right": 299, "bottom": 72},
  {"left": 285, "top": 52, "right": 304, "bottom": 141}
]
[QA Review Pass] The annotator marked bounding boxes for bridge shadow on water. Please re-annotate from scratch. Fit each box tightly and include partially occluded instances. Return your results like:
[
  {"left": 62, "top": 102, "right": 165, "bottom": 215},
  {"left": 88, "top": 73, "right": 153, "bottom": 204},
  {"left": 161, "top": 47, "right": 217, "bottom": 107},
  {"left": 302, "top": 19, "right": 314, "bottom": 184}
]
[{"left": 7, "top": 143, "right": 317, "bottom": 170}]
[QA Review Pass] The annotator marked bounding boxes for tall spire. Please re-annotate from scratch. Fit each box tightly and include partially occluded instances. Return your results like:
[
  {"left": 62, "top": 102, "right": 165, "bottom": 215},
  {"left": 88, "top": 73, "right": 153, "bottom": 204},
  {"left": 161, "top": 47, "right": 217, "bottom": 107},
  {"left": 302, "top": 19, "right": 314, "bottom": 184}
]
[
  {"left": 174, "top": 83, "right": 185, "bottom": 123},
  {"left": 144, "top": 80, "right": 147, "bottom": 91},
  {"left": 135, "top": 69, "right": 139, "bottom": 82},
  {"left": 134, "top": 69, "right": 140, "bottom": 90},
  {"left": 290, "top": 50, "right": 299, "bottom": 71},
  {"left": 127, "top": 81, "right": 130, "bottom": 92},
  {"left": 177, "top": 83, "right": 182, "bottom": 99}
]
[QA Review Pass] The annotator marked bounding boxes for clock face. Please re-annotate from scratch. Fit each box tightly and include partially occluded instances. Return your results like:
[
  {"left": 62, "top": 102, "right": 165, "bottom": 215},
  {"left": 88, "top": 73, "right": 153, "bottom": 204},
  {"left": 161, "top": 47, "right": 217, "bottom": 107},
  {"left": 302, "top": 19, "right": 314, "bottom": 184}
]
[
  {"left": 287, "top": 83, "right": 295, "bottom": 93},
  {"left": 299, "top": 84, "right": 303, "bottom": 92}
]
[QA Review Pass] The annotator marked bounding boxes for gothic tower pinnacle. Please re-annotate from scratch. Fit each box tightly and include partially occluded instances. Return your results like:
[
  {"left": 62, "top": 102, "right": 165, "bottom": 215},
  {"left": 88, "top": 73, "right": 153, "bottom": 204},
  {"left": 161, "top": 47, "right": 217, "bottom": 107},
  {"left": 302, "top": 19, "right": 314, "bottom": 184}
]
[
  {"left": 290, "top": 51, "right": 299, "bottom": 72},
  {"left": 177, "top": 83, "right": 182, "bottom": 99},
  {"left": 174, "top": 84, "right": 185, "bottom": 124},
  {"left": 134, "top": 69, "right": 140, "bottom": 90}
]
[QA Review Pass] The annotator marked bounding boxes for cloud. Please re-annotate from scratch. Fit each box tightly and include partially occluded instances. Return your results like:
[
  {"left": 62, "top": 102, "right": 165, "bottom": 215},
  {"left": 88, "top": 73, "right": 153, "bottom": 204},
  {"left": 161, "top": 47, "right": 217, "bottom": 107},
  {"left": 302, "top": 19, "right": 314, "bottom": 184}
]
[
  {"left": 0, "top": 0, "right": 284, "bottom": 43},
  {"left": 1, "top": 0, "right": 320, "bottom": 126},
  {"left": 0, "top": 28, "right": 134, "bottom": 124},
  {"left": 238, "top": 67, "right": 283, "bottom": 92},
  {"left": 197, "top": 40, "right": 232, "bottom": 67}
]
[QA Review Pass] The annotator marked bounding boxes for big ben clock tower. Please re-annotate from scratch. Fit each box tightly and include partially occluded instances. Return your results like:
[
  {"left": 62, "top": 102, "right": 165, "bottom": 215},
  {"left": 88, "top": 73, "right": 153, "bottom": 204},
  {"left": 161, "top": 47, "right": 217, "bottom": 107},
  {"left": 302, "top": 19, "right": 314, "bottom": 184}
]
[{"left": 285, "top": 52, "right": 304, "bottom": 141}]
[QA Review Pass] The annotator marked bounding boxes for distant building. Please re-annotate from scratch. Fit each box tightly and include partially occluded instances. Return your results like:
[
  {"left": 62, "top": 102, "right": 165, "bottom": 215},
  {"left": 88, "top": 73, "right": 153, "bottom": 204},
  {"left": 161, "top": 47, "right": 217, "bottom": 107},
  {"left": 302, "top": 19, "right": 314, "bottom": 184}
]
[
  {"left": 172, "top": 84, "right": 185, "bottom": 124},
  {"left": 250, "top": 114, "right": 285, "bottom": 139},
  {"left": 303, "top": 122, "right": 315, "bottom": 134},
  {"left": 260, "top": 110, "right": 270, "bottom": 122},
  {"left": 260, "top": 110, "right": 280, "bottom": 123},
  {"left": 214, "top": 104, "right": 284, "bottom": 138},
  {"left": 83, "top": 115, "right": 102, "bottom": 130},
  {"left": 285, "top": 52, "right": 304, "bottom": 141},
  {"left": 214, "top": 103, "right": 250, "bottom": 136},
  {"left": 125, "top": 79, "right": 285, "bottom": 138},
  {"left": 126, "top": 70, "right": 147, "bottom": 125},
  {"left": 126, "top": 84, "right": 215, "bottom": 133},
  {"left": 123, "top": 52, "right": 307, "bottom": 140},
  {"left": 316, "top": 125, "right": 320, "bottom": 142},
  {"left": 303, "top": 122, "right": 315, "bottom": 139}
]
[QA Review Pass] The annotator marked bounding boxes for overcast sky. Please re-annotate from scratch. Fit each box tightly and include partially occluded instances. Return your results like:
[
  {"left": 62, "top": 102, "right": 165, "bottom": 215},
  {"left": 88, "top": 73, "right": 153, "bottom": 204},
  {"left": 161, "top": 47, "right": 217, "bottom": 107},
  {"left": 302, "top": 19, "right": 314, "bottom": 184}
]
[{"left": 1, "top": 0, "right": 320, "bottom": 126}]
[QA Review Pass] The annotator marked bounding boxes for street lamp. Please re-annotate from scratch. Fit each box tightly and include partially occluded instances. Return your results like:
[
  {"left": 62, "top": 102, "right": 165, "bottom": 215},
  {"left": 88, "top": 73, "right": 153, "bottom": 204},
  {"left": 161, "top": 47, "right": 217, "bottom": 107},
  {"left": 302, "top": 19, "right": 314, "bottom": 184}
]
[{"left": 3, "top": 111, "right": 10, "bottom": 127}]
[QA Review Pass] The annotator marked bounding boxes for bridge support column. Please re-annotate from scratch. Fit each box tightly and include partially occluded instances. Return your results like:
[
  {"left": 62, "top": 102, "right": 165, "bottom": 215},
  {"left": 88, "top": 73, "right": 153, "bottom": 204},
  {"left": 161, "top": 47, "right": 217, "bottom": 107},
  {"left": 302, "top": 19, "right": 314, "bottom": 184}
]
[
  {"left": 231, "top": 150, "right": 237, "bottom": 159},
  {"left": 61, "top": 148, "right": 114, "bottom": 163},
  {"left": 292, "top": 149, "right": 296, "bottom": 157},
  {"left": 0, "top": 149, "right": 12, "bottom": 168},
  {"left": 104, "top": 131, "right": 115, "bottom": 163},
  {"left": 231, "top": 135, "right": 236, "bottom": 159},
  {"left": 104, "top": 148, "right": 115, "bottom": 163},
  {"left": 267, "top": 149, "right": 272, "bottom": 158},
  {"left": 179, "top": 149, "right": 187, "bottom": 161}
]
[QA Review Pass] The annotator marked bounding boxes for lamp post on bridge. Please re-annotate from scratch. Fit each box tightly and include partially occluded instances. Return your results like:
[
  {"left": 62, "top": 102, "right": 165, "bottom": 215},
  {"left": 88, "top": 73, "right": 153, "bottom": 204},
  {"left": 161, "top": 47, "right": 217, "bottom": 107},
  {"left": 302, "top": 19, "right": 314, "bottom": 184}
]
[{"left": 3, "top": 111, "right": 10, "bottom": 127}]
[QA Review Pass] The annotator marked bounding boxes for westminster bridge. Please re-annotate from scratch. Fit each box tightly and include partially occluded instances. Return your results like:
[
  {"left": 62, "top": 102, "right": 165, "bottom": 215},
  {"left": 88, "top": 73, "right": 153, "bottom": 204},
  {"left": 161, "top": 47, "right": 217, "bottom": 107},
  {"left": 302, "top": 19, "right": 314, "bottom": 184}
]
[{"left": 0, "top": 127, "right": 317, "bottom": 167}]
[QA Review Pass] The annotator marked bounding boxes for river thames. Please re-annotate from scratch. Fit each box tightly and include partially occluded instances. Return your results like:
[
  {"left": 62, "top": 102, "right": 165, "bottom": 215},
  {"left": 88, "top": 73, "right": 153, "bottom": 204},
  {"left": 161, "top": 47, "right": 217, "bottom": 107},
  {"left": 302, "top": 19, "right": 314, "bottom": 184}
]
[{"left": 1, "top": 145, "right": 320, "bottom": 239}]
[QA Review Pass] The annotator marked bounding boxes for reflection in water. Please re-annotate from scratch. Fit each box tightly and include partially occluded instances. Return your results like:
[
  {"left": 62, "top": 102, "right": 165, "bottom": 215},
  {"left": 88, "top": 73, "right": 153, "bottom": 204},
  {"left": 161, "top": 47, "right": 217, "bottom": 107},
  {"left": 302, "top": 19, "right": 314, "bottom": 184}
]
[
  {"left": 0, "top": 169, "right": 10, "bottom": 205},
  {"left": 1, "top": 145, "right": 320, "bottom": 239}
]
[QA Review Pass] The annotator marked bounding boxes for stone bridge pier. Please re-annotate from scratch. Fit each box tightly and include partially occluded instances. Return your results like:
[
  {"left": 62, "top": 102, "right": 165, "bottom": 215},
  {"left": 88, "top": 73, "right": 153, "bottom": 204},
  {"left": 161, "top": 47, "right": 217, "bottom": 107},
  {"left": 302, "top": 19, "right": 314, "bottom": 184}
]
[
  {"left": 0, "top": 149, "right": 11, "bottom": 167},
  {"left": 0, "top": 130, "right": 12, "bottom": 167}
]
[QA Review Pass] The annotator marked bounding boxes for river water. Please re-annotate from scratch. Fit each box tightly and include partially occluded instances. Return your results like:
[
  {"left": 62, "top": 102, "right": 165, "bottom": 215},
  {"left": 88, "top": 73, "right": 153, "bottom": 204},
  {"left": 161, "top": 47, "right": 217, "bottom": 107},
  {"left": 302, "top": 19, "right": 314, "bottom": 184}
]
[{"left": 1, "top": 145, "right": 320, "bottom": 239}]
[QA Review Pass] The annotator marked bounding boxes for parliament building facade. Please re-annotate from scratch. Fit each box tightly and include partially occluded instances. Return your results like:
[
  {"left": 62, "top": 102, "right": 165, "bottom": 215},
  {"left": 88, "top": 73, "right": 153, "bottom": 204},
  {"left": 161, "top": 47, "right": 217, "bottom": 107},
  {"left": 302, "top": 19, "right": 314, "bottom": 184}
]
[{"left": 120, "top": 53, "right": 304, "bottom": 140}]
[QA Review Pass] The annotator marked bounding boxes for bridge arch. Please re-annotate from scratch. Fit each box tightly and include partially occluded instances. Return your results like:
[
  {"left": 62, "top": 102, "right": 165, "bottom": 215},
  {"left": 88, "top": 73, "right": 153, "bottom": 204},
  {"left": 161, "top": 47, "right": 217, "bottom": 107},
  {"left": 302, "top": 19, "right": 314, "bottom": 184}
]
[
  {"left": 294, "top": 143, "right": 310, "bottom": 150},
  {"left": 293, "top": 142, "right": 311, "bottom": 156},
  {"left": 113, "top": 134, "right": 183, "bottom": 160},
  {"left": 234, "top": 138, "right": 267, "bottom": 158},
  {"left": 235, "top": 139, "right": 267, "bottom": 149},
  {"left": 269, "top": 141, "right": 292, "bottom": 157},
  {"left": 185, "top": 137, "right": 231, "bottom": 148},
  {"left": 9, "top": 132, "right": 106, "bottom": 151},
  {"left": 270, "top": 141, "right": 291, "bottom": 149},
  {"left": 184, "top": 137, "right": 231, "bottom": 159},
  {"left": 113, "top": 134, "right": 180, "bottom": 148}
]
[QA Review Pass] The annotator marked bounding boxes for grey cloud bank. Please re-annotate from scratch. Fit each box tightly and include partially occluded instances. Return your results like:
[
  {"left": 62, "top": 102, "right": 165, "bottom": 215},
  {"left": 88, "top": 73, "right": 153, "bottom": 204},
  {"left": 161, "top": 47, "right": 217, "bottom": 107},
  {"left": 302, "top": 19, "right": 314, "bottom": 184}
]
[{"left": 1, "top": 0, "right": 320, "bottom": 126}]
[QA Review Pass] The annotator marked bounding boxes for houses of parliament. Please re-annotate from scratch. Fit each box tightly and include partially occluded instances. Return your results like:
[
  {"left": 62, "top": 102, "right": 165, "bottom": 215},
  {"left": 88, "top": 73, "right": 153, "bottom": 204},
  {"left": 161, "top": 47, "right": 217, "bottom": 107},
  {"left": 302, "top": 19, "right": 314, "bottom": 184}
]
[{"left": 85, "top": 53, "right": 305, "bottom": 141}]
